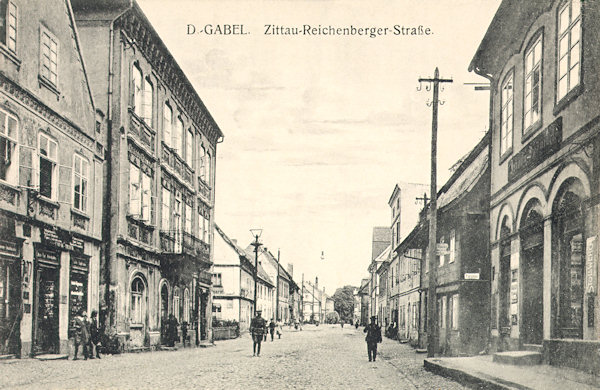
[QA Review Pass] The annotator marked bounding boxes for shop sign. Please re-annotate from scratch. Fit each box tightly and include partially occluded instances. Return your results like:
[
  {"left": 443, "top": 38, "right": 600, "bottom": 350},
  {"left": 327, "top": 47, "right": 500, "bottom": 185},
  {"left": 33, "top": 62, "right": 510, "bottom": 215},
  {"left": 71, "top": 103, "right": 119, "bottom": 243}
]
[
  {"left": 0, "top": 239, "right": 19, "bottom": 256},
  {"left": 508, "top": 117, "right": 562, "bottom": 182},
  {"left": 72, "top": 237, "right": 85, "bottom": 254},
  {"left": 586, "top": 236, "right": 597, "bottom": 294},
  {"left": 42, "top": 227, "right": 73, "bottom": 251},
  {"left": 71, "top": 255, "right": 89, "bottom": 273},
  {"left": 35, "top": 248, "right": 60, "bottom": 266},
  {"left": 464, "top": 273, "right": 480, "bottom": 280}
]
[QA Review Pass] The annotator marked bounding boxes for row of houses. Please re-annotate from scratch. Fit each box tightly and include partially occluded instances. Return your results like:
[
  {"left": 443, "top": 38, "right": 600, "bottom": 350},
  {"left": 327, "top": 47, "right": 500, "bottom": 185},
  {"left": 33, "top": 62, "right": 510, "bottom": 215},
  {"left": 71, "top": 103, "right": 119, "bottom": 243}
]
[
  {"left": 212, "top": 224, "right": 334, "bottom": 331},
  {"left": 357, "top": 0, "right": 600, "bottom": 374},
  {"left": 0, "top": 0, "right": 222, "bottom": 358}
]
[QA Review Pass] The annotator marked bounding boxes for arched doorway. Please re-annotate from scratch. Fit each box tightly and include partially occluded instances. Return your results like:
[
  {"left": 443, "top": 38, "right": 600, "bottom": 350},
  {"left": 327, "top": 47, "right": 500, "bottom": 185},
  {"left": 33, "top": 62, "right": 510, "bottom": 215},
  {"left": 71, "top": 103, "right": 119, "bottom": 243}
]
[
  {"left": 552, "top": 179, "right": 585, "bottom": 339},
  {"left": 498, "top": 217, "right": 512, "bottom": 344},
  {"left": 519, "top": 200, "right": 544, "bottom": 345},
  {"left": 160, "top": 284, "right": 169, "bottom": 344}
]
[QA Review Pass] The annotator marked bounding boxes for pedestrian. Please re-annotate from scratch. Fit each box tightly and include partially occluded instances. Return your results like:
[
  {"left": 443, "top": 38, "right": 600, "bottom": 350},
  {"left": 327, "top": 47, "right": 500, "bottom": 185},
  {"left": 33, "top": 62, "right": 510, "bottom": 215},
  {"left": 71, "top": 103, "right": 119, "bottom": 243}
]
[
  {"left": 167, "top": 314, "right": 179, "bottom": 347},
  {"left": 276, "top": 320, "right": 282, "bottom": 339},
  {"left": 181, "top": 321, "right": 188, "bottom": 347},
  {"left": 355, "top": 321, "right": 359, "bottom": 330},
  {"left": 250, "top": 310, "right": 266, "bottom": 357},
  {"left": 269, "top": 318, "right": 276, "bottom": 341},
  {"left": 341, "top": 320, "right": 344, "bottom": 328},
  {"left": 89, "top": 310, "right": 101, "bottom": 359},
  {"left": 73, "top": 310, "right": 90, "bottom": 360},
  {"left": 363, "top": 315, "right": 382, "bottom": 362}
]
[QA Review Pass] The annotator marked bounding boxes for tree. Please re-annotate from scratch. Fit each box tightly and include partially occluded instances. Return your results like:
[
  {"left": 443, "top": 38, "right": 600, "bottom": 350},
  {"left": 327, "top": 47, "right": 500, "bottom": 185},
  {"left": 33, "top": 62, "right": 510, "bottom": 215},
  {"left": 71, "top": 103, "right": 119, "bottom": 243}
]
[{"left": 332, "top": 285, "right": 356, "bottom": 323}]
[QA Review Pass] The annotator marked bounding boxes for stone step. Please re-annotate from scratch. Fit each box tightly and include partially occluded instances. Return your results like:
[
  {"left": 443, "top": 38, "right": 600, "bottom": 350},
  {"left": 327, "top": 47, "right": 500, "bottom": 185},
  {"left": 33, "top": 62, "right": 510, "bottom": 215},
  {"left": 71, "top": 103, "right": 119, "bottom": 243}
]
[
  {"left": 492, "top": 350, "right": 542, "bottom": 366},
  {"left": 35, "top": 354, "right": 68, "bottom": 361},
  {"left": 522, "top": 343, "right": 543, "bottom": 353}
]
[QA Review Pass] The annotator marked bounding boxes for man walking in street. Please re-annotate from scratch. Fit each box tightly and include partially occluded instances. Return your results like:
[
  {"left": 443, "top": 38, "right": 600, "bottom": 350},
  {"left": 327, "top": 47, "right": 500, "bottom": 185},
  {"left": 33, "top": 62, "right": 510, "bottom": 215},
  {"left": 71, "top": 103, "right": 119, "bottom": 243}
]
[
  {"left": 363, "top": 316, "right": 382, "bottom": 362},
  {"left": 250, "top": 310, "right": 266, "bottom": 357},
  {"left": 269, "top": 318, "right": 276, "bottom": 341},
  {"left": 89, "top": 310, "right": 101, "bottom": 359}
]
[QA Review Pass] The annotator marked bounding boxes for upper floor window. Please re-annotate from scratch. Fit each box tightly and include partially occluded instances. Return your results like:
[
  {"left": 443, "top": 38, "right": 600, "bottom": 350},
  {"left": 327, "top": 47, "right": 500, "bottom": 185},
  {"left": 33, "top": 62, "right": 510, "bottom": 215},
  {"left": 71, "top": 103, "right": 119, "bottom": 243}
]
[
  {"left": 500, "top": 73, "right": 513, "bottom": 156},
  {"left": 185, "top": 129, "right": 193, "bottom": 167},
  {"left": 40, "top": 27, "right": 58, "bottom": 87},
  {"left": 163, "top": 103, "right": 172, "bottom": 148},
  {"left": 38, "top": 132, "right": 57, "bottom": 199},
  {"left": 198, "top": 145, "right": 206, "bottom": 181},
  {"left": 0, "top": 108, "right": 18, "bottom": 184},
  {"left": 205, "top": 151, "right": 211, "bottom": 185},
  {"left": 174, "top": 117, "right": 183, "bottom": 154},
  {"left": 524, "top": 35, "right": 542, "bottom": 131},
  {"left": 449, "top": 230, "right": 456, "bottom": 263},
  {"left": 0, "top": 1, "right": 17, "bottom": 54},
  {"left": 73, "top": 155, "right": 89, "bottom": 212},
  {"left": 213, "top": 273, "right": 222, "bottom": 286},
  {"left": 143, "top": 78, "right": 153, "bottom": 125},
  {"left": 132, "top": 65, "right": 143, "bottom": 118},
  {"left": 557, "top": 0, "right": 581, "bottom": 101},
  {"left": 129, "top": 162, "right": 152, "bottom": 222},
  {"left": 184, "top": 202, "right": 192, "bottom": 234},
  {"left": 161, "top": 186, "right": 170, "bottom": 230}
]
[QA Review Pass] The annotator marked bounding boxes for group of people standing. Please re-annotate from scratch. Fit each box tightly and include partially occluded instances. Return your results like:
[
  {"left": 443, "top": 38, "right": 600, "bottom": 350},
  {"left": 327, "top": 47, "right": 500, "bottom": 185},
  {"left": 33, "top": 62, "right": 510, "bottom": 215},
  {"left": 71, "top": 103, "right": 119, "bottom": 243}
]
[
  {"left": 71, "top": 310, "right": 101, "bottom": 360},
  {"left": 249, "top": 310, "right": 284, "bottom": 357}
]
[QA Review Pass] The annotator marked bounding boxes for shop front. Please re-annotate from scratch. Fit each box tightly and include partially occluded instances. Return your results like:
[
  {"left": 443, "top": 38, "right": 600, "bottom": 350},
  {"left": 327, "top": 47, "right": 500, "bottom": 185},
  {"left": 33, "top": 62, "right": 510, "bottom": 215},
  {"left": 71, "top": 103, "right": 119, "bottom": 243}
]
[
  {"left": 32, "top": 246, "right": 61, "bottom": 355},
  {"left": 0, "top": 236, "right": 22, "bottom": 356}
]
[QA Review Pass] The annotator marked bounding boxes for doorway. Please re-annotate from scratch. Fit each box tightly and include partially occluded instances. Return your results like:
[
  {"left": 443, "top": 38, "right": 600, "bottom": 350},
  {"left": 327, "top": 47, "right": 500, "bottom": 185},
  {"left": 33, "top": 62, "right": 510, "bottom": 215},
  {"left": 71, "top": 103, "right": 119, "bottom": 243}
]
[
  {"left": 521, "top": 245, "right": 544, "bottom": 344},
  {"left": 160, "top": 284, "right": 169, "bottom": 344},
  {"left": 33, "top": 265, "right": 60, "bottom": 355}
]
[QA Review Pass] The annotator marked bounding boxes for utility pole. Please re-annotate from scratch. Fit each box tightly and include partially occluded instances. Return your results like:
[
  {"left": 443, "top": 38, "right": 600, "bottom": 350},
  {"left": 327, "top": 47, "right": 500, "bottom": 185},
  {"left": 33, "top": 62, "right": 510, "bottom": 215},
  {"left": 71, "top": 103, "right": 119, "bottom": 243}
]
[
  {"left": 275, "top": 249, "right": 280, "bottom": 321},
  {"left": 249, "top": 229, "right": 263, "bottom": 316},
  {"left": 418, "top": 67, "right": 452, "bottom": 358},
  {"left": 301, "top": 273, "right": 304, "bottom": 322}
]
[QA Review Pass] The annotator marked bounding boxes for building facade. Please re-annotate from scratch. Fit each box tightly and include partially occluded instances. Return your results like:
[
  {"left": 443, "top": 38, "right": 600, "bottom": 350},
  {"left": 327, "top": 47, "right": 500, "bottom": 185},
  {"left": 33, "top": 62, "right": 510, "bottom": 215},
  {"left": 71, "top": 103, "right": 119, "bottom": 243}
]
[
  {"left": 470, "top": 0, "right": 600, "bottom": 372},
  {"left": 71, "top": 0, "right": 223, "bottom": 349},
  {"left": 0, "top": 0, "right": 102, "bottom": 357},
  {"left": 420, "top": 134, "right": 491, "bottom": 356}
]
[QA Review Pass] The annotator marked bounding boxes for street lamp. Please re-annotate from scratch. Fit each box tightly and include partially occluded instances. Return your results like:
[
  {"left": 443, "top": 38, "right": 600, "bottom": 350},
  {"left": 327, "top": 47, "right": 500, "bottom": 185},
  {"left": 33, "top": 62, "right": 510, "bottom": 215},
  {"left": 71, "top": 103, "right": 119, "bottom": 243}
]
[{"left": 250, "top": 229, "right": 263, "bottom": 316}]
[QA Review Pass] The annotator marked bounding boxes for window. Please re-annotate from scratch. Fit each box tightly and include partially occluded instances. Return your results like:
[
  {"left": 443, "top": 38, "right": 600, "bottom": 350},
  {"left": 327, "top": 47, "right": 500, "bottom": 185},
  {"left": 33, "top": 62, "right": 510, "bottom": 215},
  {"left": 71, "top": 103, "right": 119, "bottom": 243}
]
[
  {"left": 132, "top": 65, "right": 142, "bottom": 117},
  {"left": 439, "top": 236, "right": 445, "bottom": 267},
  {"left": 163, "top": 103, "right": 172, "bottom": 147},
  {"left": 40, "top": 27, "right": 58, "bottom": 86},
  {"left": 524, "top": 35, "right": 542, "bottom": 131},
  {"left": 174, "top": 117, "right": 183, "bottom": 154},
  {"left": 73, "top": 155, "right": 88, "bottom": 212},
  {"left": 500, "top": 73, "right": 513, "bottom": 156},
  {"left": 557, "top": 0, "right": 581, "bottom": 101},
  {"left": 450, "top": 294, "right": 459, "bottom": 330},
  {"left": 0, "top": 108, "right": 18, "bottom": 184},
  {"left": 205, "top": 152, "right": 211, "bottom": 185},
  {"left": 449, "top": 230, "right": 456, "bottom": 263},
  {"left": 141, "top": 171, "right": 151, "bottom": 222},
  {"left": 129, "top": 163, "right": 140, "bottom": 215},
  {"left": 183, "top": 289, "right": 190, "bottom": 323},
  {"left": 161, "top": 186, "right": 170, "bottom": 230},
  {"left": 174, "top": 192, "right": 182, "bottom": 250},
  {"left": 38, "top": 132, "right": 57, "bottom": 199},
  {"left": 213, "top": 273, "right": 222, "bottom": 286},
  {"left": 173, "top": 287, "right": 180, "bottom": 321},
  {"left": 143, "top": 78, "right": 153, "bottom": 125},
  {"left": 0, "top": 1, "right": 17, "bottom": 53},
  {"left": 185, "top": 129, "right": 193, "bottom": 167},
  {"left": 198, "top": 144, "right": 206, "bottom": 179},
  {"left": 184, "top": 203, "right": 192, "bottom": 234},
  {"left": 396, "top": 221, "right": 400, "bottom": 244},
  {"left": 130, "top": 277, "right": 145, "bottom": 325}
]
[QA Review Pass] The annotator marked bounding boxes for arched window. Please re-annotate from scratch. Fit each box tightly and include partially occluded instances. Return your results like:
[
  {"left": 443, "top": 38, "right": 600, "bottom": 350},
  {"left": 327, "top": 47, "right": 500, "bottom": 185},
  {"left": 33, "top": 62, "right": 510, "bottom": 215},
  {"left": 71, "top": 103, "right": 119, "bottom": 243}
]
[
  {"left": 131, "top": 277, "right": 146, "bottom": 325},
  {"left": 173, "top": 287, "right": 181, "bottom": 321},
  {"left": 143, "top": 78, "right": 154, "bottom": 125},
  {"left": 183, "top": 288, "right": 190, "bottom": 323},
  {"left": 174, "top": 117, "right": 183, "bottom": 154},
  {"left": 163, "top": 103, "right": 172, "bottom": 147}
]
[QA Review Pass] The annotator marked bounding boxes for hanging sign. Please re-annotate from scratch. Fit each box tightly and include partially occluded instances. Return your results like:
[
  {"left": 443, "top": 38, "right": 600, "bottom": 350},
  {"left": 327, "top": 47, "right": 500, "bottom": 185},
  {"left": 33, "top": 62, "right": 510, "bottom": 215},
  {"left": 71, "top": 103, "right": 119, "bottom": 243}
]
[{"left": 586, "top": 236, "right": 597, "bottom": 294}]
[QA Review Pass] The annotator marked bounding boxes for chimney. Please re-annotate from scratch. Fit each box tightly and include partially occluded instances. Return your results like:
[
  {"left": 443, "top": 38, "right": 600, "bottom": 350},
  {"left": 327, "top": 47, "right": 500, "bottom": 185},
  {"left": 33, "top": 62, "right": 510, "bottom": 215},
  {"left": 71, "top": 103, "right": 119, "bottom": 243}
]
[{"left": 287, "top": 263, "right": 294, "bottom": 277}]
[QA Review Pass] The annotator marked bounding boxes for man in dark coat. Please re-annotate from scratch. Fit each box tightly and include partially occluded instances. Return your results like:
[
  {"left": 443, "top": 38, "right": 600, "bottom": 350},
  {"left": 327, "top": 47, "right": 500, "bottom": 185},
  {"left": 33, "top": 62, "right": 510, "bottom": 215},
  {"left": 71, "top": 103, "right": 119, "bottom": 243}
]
[
  {"left": 73, "top": 311, "right": 90, "bottom": 360},
  {"left": 250, "top": 310, "right": 266, "bottom": 357},
  {"left": 268, "top": 319, "right": 276, "bottom": 341},
  {"left": 363, "top": 316, "right": 382, "bottom": 362},
  {"left": 89, "top": 310, "right": 101, "bottom": 359}
]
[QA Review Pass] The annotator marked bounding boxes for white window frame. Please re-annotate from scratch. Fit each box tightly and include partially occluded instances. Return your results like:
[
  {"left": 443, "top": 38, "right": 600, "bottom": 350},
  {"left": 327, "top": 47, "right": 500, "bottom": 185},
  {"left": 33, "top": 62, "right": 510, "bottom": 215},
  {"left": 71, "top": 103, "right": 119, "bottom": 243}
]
[
  {"left": 38, "top": 132, "right": 57, "bottom": 200},
  {"left": 183, "top": 288, "right": 190, "bottom": 323},
  {"left": 129, "top": 163, "right": 140, "bottom": 216},
  {"left": 72, "top": 154, "right": 89, "bottom": 212},
  {"left": 449, "top": 230, "right": 456, "bottom": 263},
  {"left": 524, "top": 35, "right": 543, "bottom": 131},
  {"left": 161, "top": 186, "right": 170, "bottom": 231},
  {"left": 185, "top": 128, "right": 193, "bottom": 167},
  {"left": 130, "top": 277, "right": 145, "bottom": 325},
  {"left": 451, "top": 294, "right": 459, "bottom": 330},
  {"left": 141, "top": 170, "right": 151, "bottom": 222},
  {"left": 174, "top": 116, "right": 183, "bottom": 154},
  {"left": 40, "top": 26, "right": 58, "bottom": 87},
  {"left": 173, "top": 287, "right": 180, "bottom": 321},
  {"left": 0, "top": 108, "right": 18, "bottom": 185},
  {"left": 500, "top": 72, "right": 513, "bottom": 156},
  {"left": 205, "top": 151, "right": 211, "bottom": 185},
  {"left": 184, "top": 202, "right": 192, "bottom": 234},
  {"left": 163, "top": 103, "right": 172, "bottom": 148},
  {"left": 557, "top": 0, "right": 581, "bottom": 102},
  {"left": 1, "top": 1, "right": 17, "bottom": 54},
  {"left": 132, "top": 64, "right": 143, "bottom": 118},
  {"left": 142, "top": 77, "right": 153, "bottom": 126}
]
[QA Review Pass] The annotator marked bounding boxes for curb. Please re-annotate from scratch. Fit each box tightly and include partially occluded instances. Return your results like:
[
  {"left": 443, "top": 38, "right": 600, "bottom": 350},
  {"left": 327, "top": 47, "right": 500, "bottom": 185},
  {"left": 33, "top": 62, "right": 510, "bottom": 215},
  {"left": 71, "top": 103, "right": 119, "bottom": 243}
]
[{"left": 423, "top": 358, "right": 531, "bottom": 390}]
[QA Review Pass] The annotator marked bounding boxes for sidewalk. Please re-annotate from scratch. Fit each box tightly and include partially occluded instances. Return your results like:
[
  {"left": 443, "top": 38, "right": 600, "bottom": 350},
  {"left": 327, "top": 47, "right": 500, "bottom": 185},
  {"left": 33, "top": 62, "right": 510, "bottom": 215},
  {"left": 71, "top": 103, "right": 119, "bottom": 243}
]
[{"left": 424, "top": 355, "right": 600, "bottom": 390}]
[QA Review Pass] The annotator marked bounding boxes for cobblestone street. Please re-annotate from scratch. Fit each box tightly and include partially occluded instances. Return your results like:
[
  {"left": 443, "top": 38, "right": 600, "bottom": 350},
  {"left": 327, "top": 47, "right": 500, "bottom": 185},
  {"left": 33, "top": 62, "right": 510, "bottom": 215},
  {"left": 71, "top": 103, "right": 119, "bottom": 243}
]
[{"left": 0, "top": 325, "right": 467, "bottom": 390}]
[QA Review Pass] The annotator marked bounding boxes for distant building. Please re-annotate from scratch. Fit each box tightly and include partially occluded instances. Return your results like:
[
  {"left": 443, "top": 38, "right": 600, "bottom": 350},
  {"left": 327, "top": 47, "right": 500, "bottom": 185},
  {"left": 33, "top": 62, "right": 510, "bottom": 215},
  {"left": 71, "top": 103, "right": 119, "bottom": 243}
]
[
  {"left": 368, "top": 227, "right": 391, "bottom": 323},
  {"left": 0, "top": 0, "right": 102, "bottom": 357}
]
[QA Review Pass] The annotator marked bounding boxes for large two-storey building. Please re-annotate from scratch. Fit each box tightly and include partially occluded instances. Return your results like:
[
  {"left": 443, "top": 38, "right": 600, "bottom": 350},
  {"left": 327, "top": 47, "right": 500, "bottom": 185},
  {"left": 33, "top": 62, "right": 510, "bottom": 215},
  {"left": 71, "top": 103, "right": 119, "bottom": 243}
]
[{"left": 470, "top": 0, "right": 600, "bottom": 372}]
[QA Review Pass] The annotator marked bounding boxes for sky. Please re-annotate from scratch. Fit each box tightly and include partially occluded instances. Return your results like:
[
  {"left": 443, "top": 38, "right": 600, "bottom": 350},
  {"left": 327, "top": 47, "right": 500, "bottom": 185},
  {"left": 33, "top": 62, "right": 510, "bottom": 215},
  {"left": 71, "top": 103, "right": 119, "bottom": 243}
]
[{"left": 137, "top": 0, "right": 501, "bottom": 293}]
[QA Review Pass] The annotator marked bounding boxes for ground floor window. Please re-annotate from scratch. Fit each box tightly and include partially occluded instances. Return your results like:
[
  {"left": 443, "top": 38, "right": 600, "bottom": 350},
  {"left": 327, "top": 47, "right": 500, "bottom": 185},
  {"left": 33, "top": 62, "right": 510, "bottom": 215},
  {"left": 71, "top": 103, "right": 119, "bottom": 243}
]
[{"left": 131, "top": 277, "right": 145, "bottom": 325}]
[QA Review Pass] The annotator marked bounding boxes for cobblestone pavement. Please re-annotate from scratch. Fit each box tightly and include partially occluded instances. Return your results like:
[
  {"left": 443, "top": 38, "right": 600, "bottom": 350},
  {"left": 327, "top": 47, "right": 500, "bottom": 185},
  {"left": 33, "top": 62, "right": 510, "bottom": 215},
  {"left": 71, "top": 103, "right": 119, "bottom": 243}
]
[{"left": 0, "top": 325, "right": 468, "bottom": 389}]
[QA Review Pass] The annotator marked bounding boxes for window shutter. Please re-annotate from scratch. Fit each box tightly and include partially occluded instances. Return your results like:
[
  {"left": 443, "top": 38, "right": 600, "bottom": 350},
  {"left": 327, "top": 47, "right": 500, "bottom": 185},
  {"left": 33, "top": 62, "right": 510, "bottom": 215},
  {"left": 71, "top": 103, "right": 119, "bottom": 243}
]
[{"left": 58, "top": 163, "right": 72, "bottom": 203}]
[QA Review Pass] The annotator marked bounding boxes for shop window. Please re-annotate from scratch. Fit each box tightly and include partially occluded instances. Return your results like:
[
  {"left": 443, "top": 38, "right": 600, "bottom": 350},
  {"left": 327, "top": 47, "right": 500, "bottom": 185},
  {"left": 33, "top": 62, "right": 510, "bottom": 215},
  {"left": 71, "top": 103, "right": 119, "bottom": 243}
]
[
  {"left": 183, "top": 288, "right": 190, "bottom": 323},
  {"left": 163, "top": 103, "right": 172, "bottom": 148},
  {"left": 132, "top": 65, "right": 143, "bottom": 118},
  {"left": 0, "top": 108, "right": 18, "bottom": 184},
  {"left": 0, "top": 1, "right": 17, "bottom": 54},
  {"left": 557, "top": 0, "right": 581, "bottom": 101},
  {"left": 130, "top": 277, "right": 145, "bottom": 325},
  {"left": 38, "top": 132, "right": 57, "bottom": 199},
  {"left": 173, "top": 287, "right": 180, "bottom": 321},
  {"left": 40, "top": 27, "right": 58, "bottom": 87},
  {"left": 500, "top": 72, "right": 513, "bottom": 156},
  {"left": 72, "top": 154, "right": 88, "bottom": 212},
  {"left": 524, "top": 35, "right": 543, "bottom": 131}
]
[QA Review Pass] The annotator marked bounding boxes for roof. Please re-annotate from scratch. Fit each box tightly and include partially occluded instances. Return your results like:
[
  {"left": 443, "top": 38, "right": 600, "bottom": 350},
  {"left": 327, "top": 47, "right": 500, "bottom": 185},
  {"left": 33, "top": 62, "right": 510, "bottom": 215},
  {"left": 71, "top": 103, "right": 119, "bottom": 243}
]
[
  {"left": 372, "top": 227, "right": 391, "bottom": 242},
  {"left": 437, "top": 132, "right": 489, "bottom": 210},
  {"left": 469, "top": 0, "right": 550, "bottom": 77},
  {"left": 257, "top": 263, "right": 274, "bottom": 287}
]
